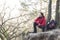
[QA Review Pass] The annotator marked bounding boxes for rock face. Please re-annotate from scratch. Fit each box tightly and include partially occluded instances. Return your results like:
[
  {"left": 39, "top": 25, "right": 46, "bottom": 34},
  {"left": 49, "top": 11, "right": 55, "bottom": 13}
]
[{"left": 24, "top": 29, "right": 60, "bottom": 40}]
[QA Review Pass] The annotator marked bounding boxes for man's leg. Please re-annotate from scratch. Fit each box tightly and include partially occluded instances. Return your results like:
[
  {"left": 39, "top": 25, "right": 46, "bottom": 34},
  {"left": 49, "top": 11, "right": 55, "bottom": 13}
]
[
  {"left": 33, "top": 22, "right": 38, "bottom": 33},
  {"left": 42, "top": 27, "right": 45, "bottom": 32},
  {"left": 38, "top": 26, "right": 45, "bottom": 32}
]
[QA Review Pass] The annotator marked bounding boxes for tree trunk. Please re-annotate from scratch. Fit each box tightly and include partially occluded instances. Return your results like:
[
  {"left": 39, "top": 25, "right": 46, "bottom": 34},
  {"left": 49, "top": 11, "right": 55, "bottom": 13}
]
[
  {"left": 47, "top": 0, "right": 52, "bottom": 23},
  {"left": 55, "top": 0, "right": 60, "bottom": 27}
]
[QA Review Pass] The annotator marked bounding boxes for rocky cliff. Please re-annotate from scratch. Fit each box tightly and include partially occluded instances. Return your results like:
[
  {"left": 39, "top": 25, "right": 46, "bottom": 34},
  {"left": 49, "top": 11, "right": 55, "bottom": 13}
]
[{"left": 25, "top": 29, "right": 60, "bottom": 40}]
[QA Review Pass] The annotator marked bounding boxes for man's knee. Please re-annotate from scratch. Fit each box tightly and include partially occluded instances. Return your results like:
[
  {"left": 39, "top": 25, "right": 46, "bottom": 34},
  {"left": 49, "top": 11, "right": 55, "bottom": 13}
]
[{"left": 34, "top": 22, "right": 38, "bottom": 26}]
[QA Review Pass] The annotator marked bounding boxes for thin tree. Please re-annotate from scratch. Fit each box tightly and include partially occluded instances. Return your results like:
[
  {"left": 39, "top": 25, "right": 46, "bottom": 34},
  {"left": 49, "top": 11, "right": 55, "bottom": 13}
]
[
  {"left": 47, "top": 0, "right": 52, "bottom": 23},
  {"left": 55, "top": 0, "right": 60, "bottom": 27}
]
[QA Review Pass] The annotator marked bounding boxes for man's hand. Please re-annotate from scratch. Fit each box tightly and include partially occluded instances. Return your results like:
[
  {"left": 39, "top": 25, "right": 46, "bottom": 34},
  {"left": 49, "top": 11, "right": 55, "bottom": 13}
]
[{"left": 38, "top": 24, "right": 40, "bottom": 26}]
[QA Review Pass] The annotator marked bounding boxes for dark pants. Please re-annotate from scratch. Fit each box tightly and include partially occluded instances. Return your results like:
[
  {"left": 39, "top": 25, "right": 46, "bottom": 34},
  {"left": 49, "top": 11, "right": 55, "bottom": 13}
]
[{"left": 33, "top": 22, "right": 45, "bottom": 33}]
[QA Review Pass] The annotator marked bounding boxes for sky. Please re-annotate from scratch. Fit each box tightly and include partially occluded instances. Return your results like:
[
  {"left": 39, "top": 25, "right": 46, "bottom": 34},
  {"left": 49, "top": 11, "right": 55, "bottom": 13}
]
[
  {"left": 0, "top": 0, "right": 40, "bottom": 18},
  {"left": 0, "top": 0, "right": 41, "bottom": 23},
  {"left": 0, "top": 0, "right": 56, "bottom": 20}
]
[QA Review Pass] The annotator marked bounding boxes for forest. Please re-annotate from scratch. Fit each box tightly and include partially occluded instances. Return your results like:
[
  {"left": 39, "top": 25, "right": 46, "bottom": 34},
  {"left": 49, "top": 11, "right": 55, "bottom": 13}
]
[{"left": 0, "top": 0, "right": 60, "bottom": 40}]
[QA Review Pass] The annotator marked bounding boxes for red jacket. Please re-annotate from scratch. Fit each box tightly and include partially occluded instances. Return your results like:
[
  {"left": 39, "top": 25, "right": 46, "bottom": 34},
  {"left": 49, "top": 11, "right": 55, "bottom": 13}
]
[{"left": 34, "top": 17, "right": 46, "bottom": 27}]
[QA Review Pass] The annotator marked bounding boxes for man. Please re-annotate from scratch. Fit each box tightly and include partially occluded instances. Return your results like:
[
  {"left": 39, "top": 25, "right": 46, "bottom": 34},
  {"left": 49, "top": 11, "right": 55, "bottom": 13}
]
[{"left": 33, "top": 12, "right": 46, "bottom": 33}]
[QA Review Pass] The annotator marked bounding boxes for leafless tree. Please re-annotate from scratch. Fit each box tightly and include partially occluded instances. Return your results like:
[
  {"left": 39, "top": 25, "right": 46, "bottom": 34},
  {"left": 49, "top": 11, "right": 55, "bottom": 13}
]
[{"left": 0, "top": 1, "right": 38, "bottom": 40}]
